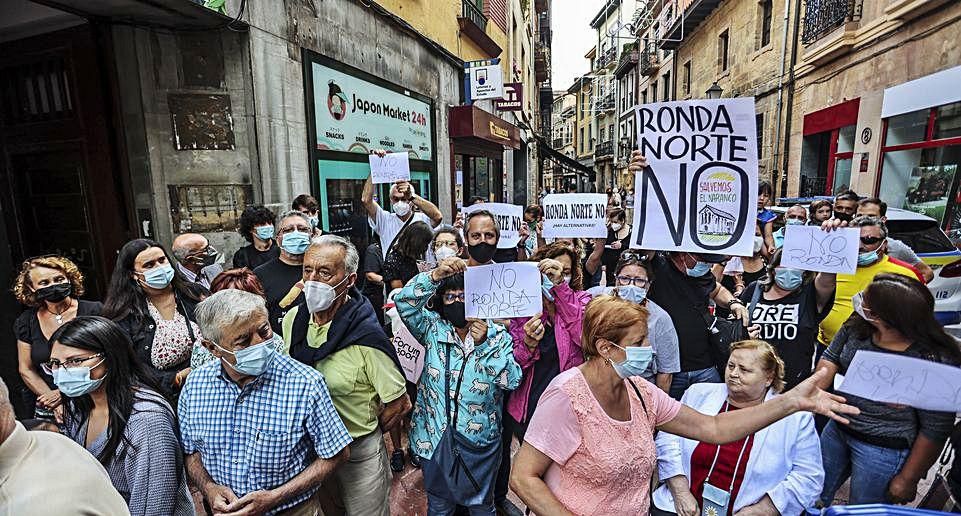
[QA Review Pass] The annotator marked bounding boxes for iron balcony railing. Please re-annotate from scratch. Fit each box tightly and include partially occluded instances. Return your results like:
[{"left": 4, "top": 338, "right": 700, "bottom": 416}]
[
  {"left": 461, "top": 0, "right": 487, "bottom": 33},
  {"left": 595, "top": 140, "right": 614, "bottom": 158},
  {"left": 801, "top": 0, "right": 862, "bottom": 44},
  {"left": 639, "top": 43, "right": 658, "bottom": 76}
]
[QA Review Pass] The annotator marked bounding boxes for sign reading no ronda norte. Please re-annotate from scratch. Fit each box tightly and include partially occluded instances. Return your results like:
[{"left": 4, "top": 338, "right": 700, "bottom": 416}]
[
  {"left": 630, "top": 98, "right": 759, "bottom": 257},
  {"left": 312, "top": 61, "right": 433, "bottom": 160}
]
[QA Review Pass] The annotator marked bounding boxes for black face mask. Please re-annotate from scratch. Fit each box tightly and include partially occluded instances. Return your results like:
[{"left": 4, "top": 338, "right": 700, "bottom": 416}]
[
  {"left": 467, "top": 242, "right": 497, "bottom": 263},
  {"left": 834, "top": 211, "right": 853, "bottom": 222},
  {"left": 35, "top": 282, "right": 72, "bottom": 303},
  {"left": 442, "top": 301, "right": 468, "bottom": 328}
]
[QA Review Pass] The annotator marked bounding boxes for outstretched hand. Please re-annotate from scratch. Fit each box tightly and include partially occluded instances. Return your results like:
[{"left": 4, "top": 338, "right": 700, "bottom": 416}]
[{"left": 785, "top": 368, "right": 860, "bottom": 424}]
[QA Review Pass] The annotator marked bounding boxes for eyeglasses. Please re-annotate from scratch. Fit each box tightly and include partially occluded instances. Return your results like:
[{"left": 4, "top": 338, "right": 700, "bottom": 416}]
[
  {"left": 860, "top": 236, "right": 885, "bottom": 246},
  {"left": 42, "top": 353, "right": 104, "bottom": 375},
  {"left": 615, "top": 275, "right": 649, "bottom": 288},
  {"left": 443, "top": 293, "right": 466, "bottom": 303}
]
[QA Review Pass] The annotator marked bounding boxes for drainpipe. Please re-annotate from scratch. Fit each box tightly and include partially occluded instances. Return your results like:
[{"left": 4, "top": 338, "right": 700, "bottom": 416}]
[
  {"left": 772, "top": 0, "right": 792, "bottom": 198},
  {"left": 779, "top": 0, "right": 803, "bottom": 198}
]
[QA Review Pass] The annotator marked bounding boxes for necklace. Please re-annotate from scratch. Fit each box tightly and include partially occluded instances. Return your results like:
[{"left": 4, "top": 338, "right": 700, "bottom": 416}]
[{"left": 46, "top": 301, "right": 73, "bottom": 325}]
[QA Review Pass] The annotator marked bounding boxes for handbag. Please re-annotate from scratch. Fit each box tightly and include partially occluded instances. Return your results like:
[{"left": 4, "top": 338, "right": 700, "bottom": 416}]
[
  {"left": 431, "top": 342, "right": 501, "bottom": 505},
  {"left": 704, "top": 286, "right": 762, "bottom": 373}
]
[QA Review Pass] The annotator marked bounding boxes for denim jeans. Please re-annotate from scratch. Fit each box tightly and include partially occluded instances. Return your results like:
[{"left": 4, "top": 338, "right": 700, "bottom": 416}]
[
  {"left": 422, "top": 456, "right": 497, "bottom": 516},
  {"left": 819, "top": 420, "right": 910, "bottom": 505},
  {"left": 669, "top": 366, "right": 722, "bottom": 400}
]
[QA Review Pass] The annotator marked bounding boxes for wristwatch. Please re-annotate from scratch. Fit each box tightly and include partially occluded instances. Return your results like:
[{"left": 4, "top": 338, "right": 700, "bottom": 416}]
[{"left": 728, "top": 299, "right": 745, "bottom": 309}]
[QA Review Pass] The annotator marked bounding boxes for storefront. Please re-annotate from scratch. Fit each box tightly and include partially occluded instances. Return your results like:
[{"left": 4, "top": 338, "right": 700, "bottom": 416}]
[
  {"left": 304, "top": 50, "right": 437, "bottom": 251},
  {"left": 449, "top": 105, "right": 520, "bottom": 209},
  {"left": 798, "top": 98, "right": 860, "bottom": 197}
]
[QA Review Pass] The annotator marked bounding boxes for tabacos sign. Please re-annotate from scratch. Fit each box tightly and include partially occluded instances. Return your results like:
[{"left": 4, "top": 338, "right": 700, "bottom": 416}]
[{"left": 494, "top": 83, "right": 523, "bottom": 112}]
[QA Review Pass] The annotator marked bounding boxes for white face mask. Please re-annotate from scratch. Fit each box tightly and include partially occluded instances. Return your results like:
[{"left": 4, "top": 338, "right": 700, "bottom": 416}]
[
  {"left": 392, "top": 201, "right": 411, "bottom": 217},
  {"left": 435, "top": 246, "right": 458, "bottom": 261},
  {"left": 611, "top": 223, "right": 623, "bottom": 231},
  {"left": 304, "top": 276, "right": 350, "bottom": 313}
]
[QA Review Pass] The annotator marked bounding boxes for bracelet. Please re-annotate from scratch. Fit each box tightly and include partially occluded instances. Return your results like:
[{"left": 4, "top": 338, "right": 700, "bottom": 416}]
[{"left": 728, "top": 299, "right": 745, "bottom": 309}]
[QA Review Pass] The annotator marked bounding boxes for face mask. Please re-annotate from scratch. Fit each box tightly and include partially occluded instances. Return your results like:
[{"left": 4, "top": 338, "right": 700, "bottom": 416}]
[
  {"left": 563, "top": 275, "right": 571, "bottom": 284},
  {"left": 851, "top": 292, "right": 875, "bottom": 322},
  {"left": 686, "top": 261, "right": 712, "bottom": 277},
  {"left": 53, "top": 360, "right": 106, "bottom": 397},
  {"left": 192, "top": 248, "right": 217, "bottom": 268},
  {"left": 255, "top": 225, "right": 275, "bottom": 241},
  {"left": 774, "top": 268, "right": 803, "bottom": 291},
  {"left": 217, "top": 340, "right": 276, "bottom": 377},
  {"left": 753, "top": 236, "right": 764, "bottom": 254},
  {"left": 443, "top": 301, "right": 468, "bottom": 328},
  {"left": 611, "top": 223, "right": 623, "bottom": 231},
  {"left": 435, "top": 246, "right": 458, "bottom": 261},
  {"left": 281, "top": 231, "right": 311, "bottom": 255},
  {"left": 468, "top": 242, "right": 497, "bottom": 263},
  {"left": 304, "top": 276, "right": 350, "bottom": 313},
  {"left": 607, "top": 343, "right": 654, "bottom": 379},
  {"left": 785, "top": 218, "right": 805, "bottom": 226},
  {"left": 834, "top": 211, "right": 853, "bottom": 223},
  {"left": 857, "top": 249, "right": 880, "bottom": 267},
  {"left": 392, "top": 201, "right": 411, "bottom": 217},
  {"left": 541, "top": 274, "right": 555, "bottom": 301},
  {"left": 142, "top": 264, "right": 175, "bottom": 289},
  {"left": 308, "top": 215, "right": 319, "bottom": 229},
  {"left": 615, "top": 285, "right": 647, "bottom": 304},
  {"left": 35, "top": 282, "right": 72, "bottom": 303}
]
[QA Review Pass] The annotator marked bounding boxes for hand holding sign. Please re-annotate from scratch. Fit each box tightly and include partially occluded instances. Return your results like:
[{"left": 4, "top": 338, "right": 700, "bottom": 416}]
[
  {"left": 369, "top": 151, "right": 411, "bottom": 184},
  {"left": 781, "top": 226, "right": 859, "bottom": 274},
  {"left": 465, "top": 262, "right": 542, "bottom": 319},
  {"left": 542, "top": 193, "right": 608, "bottom": 238}
]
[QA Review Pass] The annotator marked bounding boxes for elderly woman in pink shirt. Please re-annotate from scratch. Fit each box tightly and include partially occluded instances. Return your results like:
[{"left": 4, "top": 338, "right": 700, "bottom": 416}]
[{"left": 510, "top": 295, "right": 860, "bottom": 516}]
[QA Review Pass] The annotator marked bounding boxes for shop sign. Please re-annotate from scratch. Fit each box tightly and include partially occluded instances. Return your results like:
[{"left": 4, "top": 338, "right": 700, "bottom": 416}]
[
  {"left": 494, "top": 83, "right": 523, "bottom": 111},
  {"left": 469, "top": 64, "right": 504, "bottom": 100}
]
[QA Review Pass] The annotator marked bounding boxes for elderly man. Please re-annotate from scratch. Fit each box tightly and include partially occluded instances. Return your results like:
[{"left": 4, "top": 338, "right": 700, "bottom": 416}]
[
  {"left": 172, "top": 233, "right": 224, "bottom": 289},
  {"left": 255, "top": 210, "right": 314, "bottom": 333},
  {"left": 362, "top": 151, "right": 443, "bottom": 258},
  {"left": 773, "top": 204, "right": 808, "bottom": 248},
  {"left": 284, "top": 234, "right": 409, "bottom": 516},
  {"left": 0, "top": 377, "right": 129, "bottom": 515},
  {"left": 181, "top": 289, "right": 351, "bottom": 516}
]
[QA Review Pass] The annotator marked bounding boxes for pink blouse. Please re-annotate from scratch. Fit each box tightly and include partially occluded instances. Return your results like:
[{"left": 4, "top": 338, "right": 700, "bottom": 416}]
[
  {"left": 525, "top": 367, "right": 682, "bottom": 515},
  {"left": 146, "top": 301, "right": 202, "bottom": 370}
]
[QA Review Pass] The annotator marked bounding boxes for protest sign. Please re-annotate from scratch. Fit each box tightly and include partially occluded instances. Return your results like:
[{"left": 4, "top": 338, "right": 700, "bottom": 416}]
[
  {"left": 630, "top": 98, "right": 759, "bottom": 256},
  {"left": 390, "top": 320, "right": 426, "bottom": 383},
  {"left": 368, "top": 152, "right": 411, "bottom": 184},
  {"left": 781, "top": 226, "right": 859, "bottom": 274},
  {"left": 542, "top": 193, "right": 608, "bottom": 238},
  {"left": 463, "top": 203, "right": 523, "bottom": 248},
  {"left": 839, "top": 350, "right": 961, "bottom": 412},
  {"left": 465, "top": 262, "right": 542, "bottom": 319}
]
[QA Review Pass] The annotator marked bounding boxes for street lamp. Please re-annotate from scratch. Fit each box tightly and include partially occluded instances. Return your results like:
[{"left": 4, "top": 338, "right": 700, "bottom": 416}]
[{"left": 705, "top": 82, "right": 723, "bottom": 99}]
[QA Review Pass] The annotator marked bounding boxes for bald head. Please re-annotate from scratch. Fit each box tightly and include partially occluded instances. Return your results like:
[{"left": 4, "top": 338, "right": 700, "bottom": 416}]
[{"left": 172, "top": 233, "right": 210, "bottom": 272}]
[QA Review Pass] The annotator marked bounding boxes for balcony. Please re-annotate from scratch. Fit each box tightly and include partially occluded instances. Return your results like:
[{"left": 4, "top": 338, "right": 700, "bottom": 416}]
[
  {"left": 458, "top": 0, "right": 502, "bottom": 57},
  {"left": 639, "top": 43, "right": 658, "bottom": 76},
  {"left": 660, "top": 0, "right": 724, "bottom": 50},
  {"left": 553, "top": 138, "right": 564, "bottom": 148},
  {"left": 613, "top": 43, "right": 639, "bottom": 78},
  {"left": 535, "top": 43, "right": 550, "bottom": 81},
  {"left": 801, "top": 0, "right": 862, "bottom": 44},
  {"left": 595, "top": 140, "right": 615, "bottom": 159},
  {"left": 595, "top": 47, "right": 617, "bottom": 70}
]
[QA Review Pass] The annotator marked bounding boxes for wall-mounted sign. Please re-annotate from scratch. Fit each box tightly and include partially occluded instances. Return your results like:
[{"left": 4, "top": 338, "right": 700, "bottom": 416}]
[
  {"left": 495, "top": 83, "right": 523, "bottom": 111},
  {"left": 312, "top": 61, "right": 433, "bottom": 160},
  {"left": 469, "top": 64, "right": 504, "bottom": 100}
]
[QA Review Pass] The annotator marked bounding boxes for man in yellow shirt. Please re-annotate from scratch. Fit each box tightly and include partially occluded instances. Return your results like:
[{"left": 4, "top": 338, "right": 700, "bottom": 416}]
[
  {"left": 819, "top": 216, "right": 923, "bottom": 348},
  {"left": 284, "top": 234, "right": 410, "bottom": 516}
]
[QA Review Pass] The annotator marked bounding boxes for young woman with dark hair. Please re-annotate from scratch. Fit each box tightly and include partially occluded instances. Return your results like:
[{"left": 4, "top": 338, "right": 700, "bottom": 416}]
[
  {"left": 48, "top": 316, "right": 193, "bottom": 515},
  {"left": 233, "top": 204, "right": 280, "bottom": 270},
  {"left": 383, "top": 221, "right": 434, "bottom": 290}
]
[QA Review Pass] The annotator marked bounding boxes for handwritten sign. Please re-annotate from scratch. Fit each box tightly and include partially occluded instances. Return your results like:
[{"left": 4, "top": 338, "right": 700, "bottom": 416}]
[
  {"left": 631, "top": 98, "right": 759, "bottom": 256},
  {"left": 391, "top": 320, "right": 426, "bottom": 383},
  {"left": 781, "top": 226, "right": 859, "bottom": 274},
  {"left": 839, "top": 350, "right": 961, "bottom": 412},
  {"left": 368, "top": 152, "right": 411, "bottom": 184},
  {"left": 463, "top": 202, "right": 523, "bottom": 248},
  {"left": 465, "top": 262, "right": 542, "bottom": 319},
  {"left": 542, "top": 193, "right": 608, "bottom": 238}
]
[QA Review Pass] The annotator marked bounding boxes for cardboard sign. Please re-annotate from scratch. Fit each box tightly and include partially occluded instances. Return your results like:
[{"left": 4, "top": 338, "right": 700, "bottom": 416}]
[
  {"left": 390, "top": 320, "right": 426, "bottom": 384},
  {"left": 368, "top": 152, "right": 411, "bottom": 184},
  {"left": 839, "top": 350, "right": 961, "bottom": 412},
  {"left": 465, "top": 262, "right": 542, "bottom": 319},
  {"left": 542, "top": 193, "right": 608, "bottom": 238},
  {"left": 630, "top": 98, "right": 759, "bottom": 256},
  {"left": 781, "top": 226, "right": 859, "bottom": 274},
  {"left": 463, "top": 202, "right": 523, "bottom": 248}
]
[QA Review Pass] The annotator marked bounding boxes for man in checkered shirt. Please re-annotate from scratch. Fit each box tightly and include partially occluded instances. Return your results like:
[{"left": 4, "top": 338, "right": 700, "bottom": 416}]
[{"left": 179, "top": 289, "right": 352, "bottom": 515}]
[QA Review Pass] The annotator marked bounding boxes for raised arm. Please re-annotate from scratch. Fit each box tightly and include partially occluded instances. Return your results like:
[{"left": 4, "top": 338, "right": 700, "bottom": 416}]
[
  {"left": 395, "top": 258, "right": 466, "bottom": 343},
  {"left": 585, "top": 237, "right": 605, "bottom": 275},
  {"left": 362, "top": 173, "right": 378, "bottom": 219},
  {"left": 411, "top": 190, "right": 443, "bottom": 226}
]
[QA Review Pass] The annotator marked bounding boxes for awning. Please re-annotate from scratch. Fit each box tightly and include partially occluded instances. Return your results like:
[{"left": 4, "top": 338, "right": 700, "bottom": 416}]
[
  {"left": 30, "top": 0, "right": 245, "bottom": 30},
  {"left": 534, "top": 135, "right": 592, "bottom": 175},
  {"left": 449, "top": 105, "right": 521, "bottom": 158}
]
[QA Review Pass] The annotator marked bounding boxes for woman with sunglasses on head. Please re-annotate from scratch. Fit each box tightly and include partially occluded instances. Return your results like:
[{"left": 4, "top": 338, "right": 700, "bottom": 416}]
[
  {"left": 13, "top": 255, "right": 102, "bottom": 420},
  {"left": 102, "top": 239, "right": 208, "bottom": 395},
  {"left": 814, "top": 273, "right": 961, "bottom": 506},
  {"left": 48, "top": 316, "right": 194, "bottom": 515}
]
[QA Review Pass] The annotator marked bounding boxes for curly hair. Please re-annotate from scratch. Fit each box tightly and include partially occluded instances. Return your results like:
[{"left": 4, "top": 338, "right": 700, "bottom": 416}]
[
  {"left": 531, "top": 241, "right": 584, "bottom": 291},
  {"left": 238, "top": 205, "right": 277, "bottom": 243},
  {"left": 13, "top": 256, "right": 85, "bottom": 307}
]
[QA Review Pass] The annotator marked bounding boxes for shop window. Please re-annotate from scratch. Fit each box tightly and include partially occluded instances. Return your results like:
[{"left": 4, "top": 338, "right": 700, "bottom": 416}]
[
  {"left": 836, "top": 124, "right": 855, "bottom": 153},
  {"left": 879, "top": 145, "right": 961, "bottom": 227},
  {"left": 935, "top": 101, "right": 961, "bottom": 140},
  {"left": 798, "top": 124, "right": 855, "bottom": 197},
  {"left": 884, "top": 108, "right": 928, "bottom": 146}
]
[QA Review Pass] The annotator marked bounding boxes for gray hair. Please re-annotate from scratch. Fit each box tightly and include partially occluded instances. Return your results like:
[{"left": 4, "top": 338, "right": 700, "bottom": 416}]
[
  {"left": 277, "top": 210, "right": 311, "bottom": 229},
  {"left": 309, "top": 234, "right": 359, "bottom": 274},
  {"left": 171, "top": 246, "right": 190, "bottom": 262},
  {"left": 194, "top": 289, "right": 268, "bottom": 345},
  {"left": 788, "top": 204, "right": 808, "bottom": 216},
  {"left": 851, "top": 215, "right": 888, "bottom": 239}
]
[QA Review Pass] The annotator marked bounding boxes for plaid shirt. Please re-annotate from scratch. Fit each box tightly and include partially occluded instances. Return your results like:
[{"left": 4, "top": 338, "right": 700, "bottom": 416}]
[{"left": 178, "top": 351, "right": 351, "bottom": 513}]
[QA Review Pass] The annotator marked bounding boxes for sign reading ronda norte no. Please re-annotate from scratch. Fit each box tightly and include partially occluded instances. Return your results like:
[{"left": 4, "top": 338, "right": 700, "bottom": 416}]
[{"left": 630, "top": 98, "right": 759, "bottom": 257}]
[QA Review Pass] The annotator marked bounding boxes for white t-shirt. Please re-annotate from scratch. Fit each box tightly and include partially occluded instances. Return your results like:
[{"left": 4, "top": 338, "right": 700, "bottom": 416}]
[{"left": 369, "top": 204, "right": 432, "bottom": 258}]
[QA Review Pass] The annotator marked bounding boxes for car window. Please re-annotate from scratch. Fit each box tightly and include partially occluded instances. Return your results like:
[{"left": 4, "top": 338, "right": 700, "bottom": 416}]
[{"left": 887, "top": 220, "right": 955, "bottom": 254}]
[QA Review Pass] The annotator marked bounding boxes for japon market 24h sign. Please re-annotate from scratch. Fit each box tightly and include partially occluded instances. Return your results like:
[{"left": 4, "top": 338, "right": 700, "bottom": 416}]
[
  {"left": 312, "top": 61, "right": 433, "bottom": 160},
  {"left": 630, "top": 98, "right": 759, "bottom": 257}
]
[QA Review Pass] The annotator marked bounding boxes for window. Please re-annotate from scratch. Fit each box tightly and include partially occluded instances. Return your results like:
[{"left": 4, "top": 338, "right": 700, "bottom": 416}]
[
  {"left": 718, "top": 30, "right": 730, "bottom": 72},
  {"left": 760, "top": 0, "right": 773, "bottom": 48},
  {"left": 662, "top": 72, "right": 671, "bottom": 101},
  {"left": 652, "top": 82, "right": 658, "bottom": 103},
  {"left": 580, "top": 127, "right": 585, "bottom": 153},
  {"left": 608, "top": 124, "right": 615, "bottom": 143},
  {"left": 683, "top": 61, "right": 692, "bottom": 96},
  {"left": 600, "top": 127, "right": 606, "bottom": 143},
  {"left": 885, "top": 109, "right": 928, "bottom": 146},
  {"left": 589, "top": 125, "right": 593, "bottom": 150},
  {"left": 935, "top": 102, "right": 961, "bottom": 140},
  {"left": 642, "top": 90, "right": 648, "bottom": 104},
  {"left": 756, "top": 113, "right": 764, "bottom": 158}
]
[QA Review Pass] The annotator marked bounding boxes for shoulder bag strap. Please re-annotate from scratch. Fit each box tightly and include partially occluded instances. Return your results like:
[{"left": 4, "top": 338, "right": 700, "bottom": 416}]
[
  {"left": 386, "top": 214, "right": 416, "bottom": 257},
  {"left": 746, "top": 282, "right": 763, "bottom": 327},
  {"left": 626, "top": 378, "right": 651, "bottom": 426}
]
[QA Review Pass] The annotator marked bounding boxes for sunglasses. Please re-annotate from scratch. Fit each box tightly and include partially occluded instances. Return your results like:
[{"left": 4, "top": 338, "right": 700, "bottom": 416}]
[
  {"left": 443, "top": 293, "right": 466, "bottom": 303},
  {"left": 860, "top": 236, "right": 885, "bottom": 245}
]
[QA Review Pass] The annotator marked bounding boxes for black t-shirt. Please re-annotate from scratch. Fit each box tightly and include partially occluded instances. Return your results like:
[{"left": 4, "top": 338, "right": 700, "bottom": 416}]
[
  {"left": 601, "top": 228, "right": 632, "bottom": 286},
  {"left": 648, "top": 253, "right": 717, "bottom": 372},
  {"left": 232, "top": 243, "right": 281, "bottom": 271},
  {"left": 253, "top": 258, "right": 304, "bottom": 333},
  {"left": 14, "top": 300, "right": 103, "bottom": 388},
  {"left": 493, "top": 247, "right": 518, "bottom": 263},
  {"left": 362, "top": 243, "right": 385, "bottom": 298},
  {"left": 526, "top": 323, "right": 560, "bottom": 422},
  {"left": 383, "top": 250, "right": 420, "bottom": 288},
  {"left": 740, "top": 281, "right": 834, "bottom": 390}
]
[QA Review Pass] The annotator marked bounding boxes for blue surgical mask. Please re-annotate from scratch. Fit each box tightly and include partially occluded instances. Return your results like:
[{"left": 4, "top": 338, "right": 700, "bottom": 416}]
[
  {"left": 857, "top": 249, "right": 880, "bottom": 267},
  {"left": 686, "top": 261, "right": 712, "bottom": 277},
  {"left": 785, "top": 218, "right": 805, "bottom": 226},
  {"left": 255, "top": 225, "right": 275, "bottom": 241},
  {"left": 308, "top": 215, "right": 319, "bottom": 229},
  {"left": 142, "top": 264, "right": 175, "bottom": 289},
  {"left": 614, "top": 285, "right": 647, "bottom": 304},
  {"left": 217, "top": 339, "right": 276, "bottom": 377},
  {"left": 773, "top": 268, "right": 803, "bottom": 291},
  {"left": 541, "top": 274, "right": 555, "bottom": 302},
  {"left": 608, "top": 343, "right": 654, "bottom": 379},
  {"left": 53, "top": 360, "right": 107, "bottom": 397},
  {"left": 281, "top": 231, "right": 311, "bottom": 255}
]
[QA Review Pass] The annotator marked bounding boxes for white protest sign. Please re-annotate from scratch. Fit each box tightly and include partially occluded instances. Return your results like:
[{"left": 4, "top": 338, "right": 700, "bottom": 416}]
[
  {"left": 368, "top": 152, "right": 411, "bottom": 184},
  {"left": 390, "top": 320, "right": 426, "bottom": 384},
  {"left": 781, "top": 226, "right": 859, "bottom": 274},
  {"left": 465, "top": 262, "right": 542, "bottom": 319},
  {"left": 463, "top": 203, "right": 523, "bottom": 248},
  {"left": 542, "top": 193, "right": 608, "bottom": 238},
  {"left": 631, "top": 98, "right": 759, "bottom": 256},
  {"left": 839, "top": 350, "right": 961, "bottom": 412}
]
